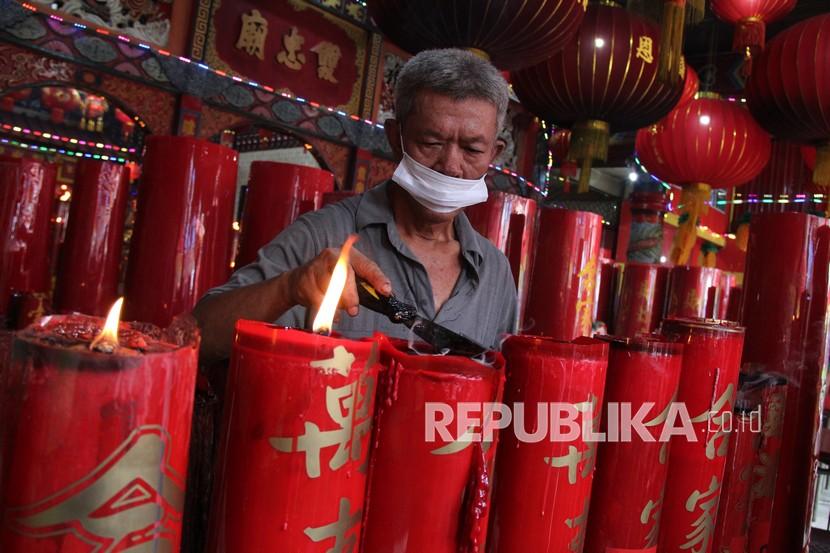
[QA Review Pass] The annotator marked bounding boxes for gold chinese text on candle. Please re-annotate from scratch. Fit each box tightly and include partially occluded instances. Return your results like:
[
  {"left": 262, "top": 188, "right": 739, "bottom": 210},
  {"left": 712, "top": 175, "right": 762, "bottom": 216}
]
[
  {"left": 89, "top": 297, "right": 123, "bottom": 353},
  {"left": 312, "top": 235, "right": 358, "bottom": 334}
]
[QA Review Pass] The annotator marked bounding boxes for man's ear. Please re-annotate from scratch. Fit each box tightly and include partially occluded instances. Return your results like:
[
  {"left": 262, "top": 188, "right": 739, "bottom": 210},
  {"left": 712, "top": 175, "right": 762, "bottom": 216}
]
[
  {"left": 384, "top": 118, "right": 403, "bottom": 159},
  {"left": 491, "top": 138, "right": 506, "bottom": 162}
]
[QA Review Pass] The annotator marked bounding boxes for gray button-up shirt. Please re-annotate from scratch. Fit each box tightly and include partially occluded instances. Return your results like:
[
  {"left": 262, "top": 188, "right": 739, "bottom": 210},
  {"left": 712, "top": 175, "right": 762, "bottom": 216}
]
[{"left": 205, "top": 182, "right": 517, "bottom": 348}]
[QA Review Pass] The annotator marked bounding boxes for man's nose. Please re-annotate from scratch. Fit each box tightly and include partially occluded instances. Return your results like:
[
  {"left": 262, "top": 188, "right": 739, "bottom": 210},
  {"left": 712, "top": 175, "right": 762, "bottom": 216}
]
[{"left": 433, "top": 145, "right": 464, "bottom": 179}]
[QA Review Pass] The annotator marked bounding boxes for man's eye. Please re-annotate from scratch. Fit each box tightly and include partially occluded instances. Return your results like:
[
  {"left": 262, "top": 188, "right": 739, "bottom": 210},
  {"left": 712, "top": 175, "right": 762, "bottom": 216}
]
[
  {"left": 423, "top": 142, "right": 442, "bottom": 147},
  {"left": 465, "top": 147, "right": 484, "bottom": 154}
]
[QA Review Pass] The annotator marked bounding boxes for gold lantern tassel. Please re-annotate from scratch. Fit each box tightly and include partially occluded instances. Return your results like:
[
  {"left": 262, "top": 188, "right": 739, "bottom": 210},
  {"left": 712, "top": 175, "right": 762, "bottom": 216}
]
[
  {"left": 734, "top": 212, "right": 750, "bottom": 252},
  {"left": 569, "top": 120, "right": 610, "bottom": 194},
  {"left": 701, "top": 242, "right": 719, "bottom": 267},
  {"left": 686, "top": 0, "right": 705, "bottom": 24},
  {"left": 658, "top": 0, "right": 686, "bottom": 85},
  {"left": 813, "top": 143, "right": 830, "bottom": 188},
  {"left": 670, "top": 182, "right": 711, "bottom": 265}
]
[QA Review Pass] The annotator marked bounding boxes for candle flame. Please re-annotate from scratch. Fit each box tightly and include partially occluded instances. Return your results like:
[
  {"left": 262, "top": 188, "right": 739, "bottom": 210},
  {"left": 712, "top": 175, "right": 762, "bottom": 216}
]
[
  {"left": 312, "top": 235, "right": 357, "bottom": 334},
  {"left": 90, "top": 297, "right": 123, "bottom": 352}
]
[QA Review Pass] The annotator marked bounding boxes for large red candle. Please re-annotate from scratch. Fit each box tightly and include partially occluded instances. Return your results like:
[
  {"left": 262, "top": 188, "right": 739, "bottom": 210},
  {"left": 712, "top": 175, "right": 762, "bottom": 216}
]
[
  {"left": 207, "top": 321, "right": 381, "bottom": 553},
  {"left": 612, "top": 263, "right": 670, "bottom": 338},
  {"left": 524, "top": 208, "right": 603, "bottom": 340},
  {"left": 0, "top": 156, "right": 55, "bottom": 324},
  {"left": 53, "top": 160, "right": 129, "bottom": 317},
  {"left": 711, "top": 408, "right": 761, "bottom": 553},
  {"left": 593, "top": 259, "right": 618, "bottom": 329},
  {"left": 321, "top": 190, "right": 359, "bottom": 207},
  {"left": 659, "top": 318, "right": 744, "bottom": 553},
  {"left": 489, "top": 335, "right": 608, "bottom": 553},
  {"left": 124, "top": 136, "right": 238, "bottom": 327},
  {"left": 584, "top": 336, "right": 683, "bottom": 553},
  {"left": 465, "top": 191, "right": 538, "bottom": 331},
  {"left": 362, "top": 339, "right": 505, "bottom": 553},
  {"left": 746, "top": 379, "right": 787, "bottom": 553},
  {"left": 0, "top": 312, "right": 198, "bottom": 552},
  {"left": 237, "top": 162, "right": 334, "bottom": 267},
  {"left": 666, "top": 266, "right": 722, "bottom": 319},
  {"left": 740, "top": 213, "right": 830, "bottom": 552}
]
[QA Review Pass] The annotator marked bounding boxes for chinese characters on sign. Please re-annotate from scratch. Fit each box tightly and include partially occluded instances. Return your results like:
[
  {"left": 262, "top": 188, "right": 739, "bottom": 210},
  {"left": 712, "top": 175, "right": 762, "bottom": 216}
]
[
  {"left": 236, "top": 9, "right": 268, "bottom": 60},
  {"left": 235, "top": 10, "right": 342, "bottom": 82}
]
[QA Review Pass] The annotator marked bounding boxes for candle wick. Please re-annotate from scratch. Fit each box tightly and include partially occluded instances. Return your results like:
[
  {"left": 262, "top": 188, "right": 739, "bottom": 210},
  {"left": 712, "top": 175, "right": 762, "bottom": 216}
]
[{"left": 89, "top": 334, "right": 118, "bottom": 353}]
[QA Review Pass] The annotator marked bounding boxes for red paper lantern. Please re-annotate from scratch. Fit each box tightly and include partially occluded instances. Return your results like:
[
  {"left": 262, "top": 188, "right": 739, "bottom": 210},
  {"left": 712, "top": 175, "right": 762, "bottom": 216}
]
[
  {"left": 747, "top": 14, "right": 830, "bottom": 187},
  {"left": 678, "top": 62, "right": 699, "bottom": 108},
  {"left": 367, "top": 0, "right": 585, "bottom": 70},
  {"left": 635, "top": 95, "right": 771, "bottom": 264},
  {"left": 711, "top": 0, "right": 795, "bottom": 75},
  {"left": 512, "top": 3, "right": 685, "bottom": 192}
]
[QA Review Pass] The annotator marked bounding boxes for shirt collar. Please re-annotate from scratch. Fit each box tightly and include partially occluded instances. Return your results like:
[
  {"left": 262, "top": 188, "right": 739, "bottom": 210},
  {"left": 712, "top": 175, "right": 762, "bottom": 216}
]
[{"left": 355, "top": 181, "right": 485, "bottom": 270}]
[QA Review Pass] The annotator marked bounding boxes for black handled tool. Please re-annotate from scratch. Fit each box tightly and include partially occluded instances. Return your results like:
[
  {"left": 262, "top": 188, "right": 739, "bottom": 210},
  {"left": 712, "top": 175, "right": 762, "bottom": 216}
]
[{"left": 356, "top": 279, "right": 489, "bottom": 357}]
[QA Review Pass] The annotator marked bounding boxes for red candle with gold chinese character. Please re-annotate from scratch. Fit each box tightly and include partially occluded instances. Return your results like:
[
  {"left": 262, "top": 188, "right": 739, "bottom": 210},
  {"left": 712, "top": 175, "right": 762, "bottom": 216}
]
[
  {"left": 54, "top": 159, "right": 129, "bottom": 317},
  {"left": 488, "top": 335, "right": 608, "bottom": 553},
  {"left": 206, "top": 321, "right": 381, "bottom": 553},
  {"left": 361, "top": 338, "right": 505, "bottom": 553},
  {"left": 524, "top": 208, "right": 602, "bottom": 340},
  {"left": 740, "top": 213, "right": 830, "bottom": 552},
  {"left": 594, "top": 259, "right": 618, "bottom": 329},
  {"left": 659, "top": 318, "right": 744, "bottom": 553},
  {"left": 612, "top": 263, "right": 670, "bottom": 338},
  {"left": 0, "top": 156, "right": 55, "bottom": 324},
  {"left": 666, "top": 266, "right": 722, "bottom": 319},
  {"left": 0, "top": 309, "right": 199, "bottom": 552},
  {"left": 465, "top": 191, "right": 539, "bottom": 331},
  {"left": 584, "top": 336, "right": 683, "bottom": 553},
  {"left": 711, "top": 408, "right": 761, "bottom": 553},
  {"left": 237, "top": 162, "right": 334, "bottom": 267},
  {"left": 746, "top": 379, "right": 787, "bottom": 553}
]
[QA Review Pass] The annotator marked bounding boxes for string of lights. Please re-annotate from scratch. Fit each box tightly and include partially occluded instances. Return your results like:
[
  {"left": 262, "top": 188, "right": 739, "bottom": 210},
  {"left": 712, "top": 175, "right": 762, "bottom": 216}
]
[
  {"left": 0, "top": 123, "right": 136, "bottom": 154},
  {"left": 17, "top": 2, "right": 546, "bottom": 195},
  {"left": 0, "top": 137, "right": 127, "bottom": 163}
]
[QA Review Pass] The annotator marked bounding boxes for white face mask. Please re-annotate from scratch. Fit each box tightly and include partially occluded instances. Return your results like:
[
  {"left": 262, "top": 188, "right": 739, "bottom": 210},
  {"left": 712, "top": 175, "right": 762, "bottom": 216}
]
[{"left": 391, "top": 134, "right": 489, "bottom": 214}]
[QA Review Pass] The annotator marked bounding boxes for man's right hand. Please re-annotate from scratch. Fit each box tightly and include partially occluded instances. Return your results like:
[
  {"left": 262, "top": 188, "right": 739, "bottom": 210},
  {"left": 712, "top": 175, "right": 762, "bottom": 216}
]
[{"left": 286, "top": 241, "right": 392, "bottom": 318}]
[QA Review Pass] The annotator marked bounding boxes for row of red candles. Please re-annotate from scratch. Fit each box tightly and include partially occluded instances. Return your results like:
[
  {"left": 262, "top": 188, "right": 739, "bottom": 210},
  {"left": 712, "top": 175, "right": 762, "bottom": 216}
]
[
  {"left": 0, "top": 134, "right": 828, "bottom": 550},
  {"left": 1, "top": 212, "right": 827, "bottom": 553},
  {"left": 0, "top": 309, "right": 744, "bottom": 552}
]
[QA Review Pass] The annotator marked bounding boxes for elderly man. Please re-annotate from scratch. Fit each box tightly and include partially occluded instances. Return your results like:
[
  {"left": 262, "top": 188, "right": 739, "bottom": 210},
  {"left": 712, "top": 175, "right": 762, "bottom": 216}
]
[{"left": 193, "top": 48, "right": 518, "bottom": 362}]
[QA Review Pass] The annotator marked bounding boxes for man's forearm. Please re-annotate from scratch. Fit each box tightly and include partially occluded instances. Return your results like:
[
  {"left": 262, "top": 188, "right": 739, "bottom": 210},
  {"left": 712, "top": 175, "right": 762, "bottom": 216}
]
[{"left": 192, "top": 271, "right": 296, "bottom": 363}]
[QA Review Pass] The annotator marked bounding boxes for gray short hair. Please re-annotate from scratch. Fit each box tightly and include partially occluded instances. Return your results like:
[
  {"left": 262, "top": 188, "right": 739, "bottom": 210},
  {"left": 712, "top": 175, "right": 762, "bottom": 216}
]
[{"left": 395, "top": 49, "right": 509, "bottom": 131}]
